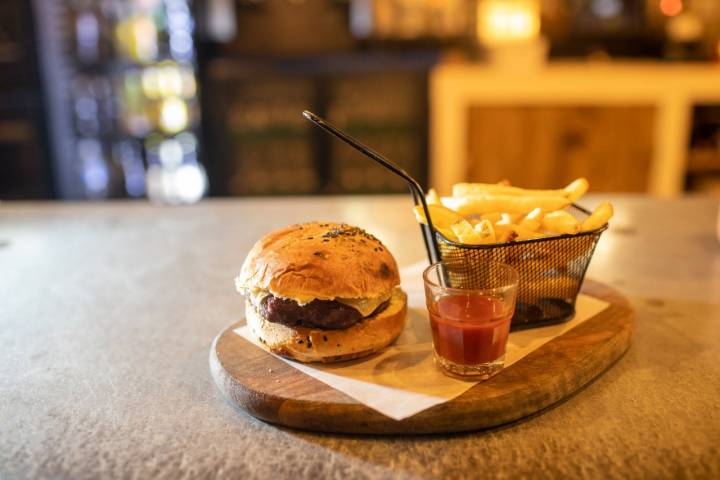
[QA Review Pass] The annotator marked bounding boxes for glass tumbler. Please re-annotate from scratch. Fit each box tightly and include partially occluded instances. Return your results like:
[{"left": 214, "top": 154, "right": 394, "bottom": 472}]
[{"left": 423, "top": 261, "right": 519, "bottom": 380}]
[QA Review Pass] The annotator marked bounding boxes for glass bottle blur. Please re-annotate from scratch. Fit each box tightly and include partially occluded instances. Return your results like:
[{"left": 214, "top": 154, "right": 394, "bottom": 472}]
[{"left": 63, "top": 0, "right": 204, "bottom": 202}]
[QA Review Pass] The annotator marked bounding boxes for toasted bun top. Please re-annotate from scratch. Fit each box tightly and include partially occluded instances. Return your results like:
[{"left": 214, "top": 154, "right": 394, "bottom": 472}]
[{"left": 236, "top": 222, "right": 400, "bottom": 301}]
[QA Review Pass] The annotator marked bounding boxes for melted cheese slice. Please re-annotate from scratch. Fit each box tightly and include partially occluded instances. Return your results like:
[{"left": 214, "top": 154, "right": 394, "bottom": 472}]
[
  {"left": 244, "top": 288, "right": 391, "bottom": 317},
  {"left": 336, "top": 294, "right": 391, "bottom": 317}
]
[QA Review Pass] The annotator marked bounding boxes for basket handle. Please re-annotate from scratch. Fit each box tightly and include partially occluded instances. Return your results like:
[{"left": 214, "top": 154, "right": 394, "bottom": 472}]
[{"left": 302, "top": 110, "right": 441, "bottom": 264}]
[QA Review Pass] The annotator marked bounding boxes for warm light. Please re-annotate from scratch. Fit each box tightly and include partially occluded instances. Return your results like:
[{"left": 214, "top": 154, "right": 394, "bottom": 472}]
[
  {"left": 141, "top": 67, "right": 161, "bottom": 99},
  {"left": 477, "top": 0, "right": 540, "bottom": 46},
  {"left": 115, "top": 15, "right": 158, "bottom": 63},
  {"left": 159, "top": 97, "right": 189, "bottom": 133},
  {"left": 158, "top": 64, "right": 183, "bottom": 98},
  {"left": 660, "top": 0, "right": 683, "bottom": 17},
  {"left": 142, "top": 62, "right": 196, "bottom": 100}
]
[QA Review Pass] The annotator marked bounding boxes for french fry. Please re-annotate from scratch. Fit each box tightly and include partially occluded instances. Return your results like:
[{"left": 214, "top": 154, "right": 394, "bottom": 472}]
[
  {"left": 519, "top": 207, "right": 543, "bottom": 232},
  {"left": 481, "top": 212, "right": 503, "bottom": 223},
  {"left": 474, "top": 219, "right": 496, "bottom": 243},
  {"left": 493, "top": 218, "right": 543, "bottom": 242},
  {"left": 451, "top": 219, "right": 492, "bottom": 245},
  {"left": 498, "top": 213, "right": 513, "bottom": 224},
  {"left": 542, "top": 210, "right": 580, "bottom": 235},
  {"left": 453, "top": 177, "right": 589, "bottom": 202},
  {"left": 436, "top": 228, "right": 459, "bottom": 242},
  {"left": 426, "top": 223, "right": 460, "bottom": 243},
  {"left": 492, "top": 222, "right": 515, "bottom": 242},
  {"left": 493, "top": 215, "right": 515, "bottom": 242},
  {"left": 413, "top": 204, "right": 464, "bottom": 228},
  {"left": 425, "top": 188, "right": 440, "bottom": 205},
  {"left": 580, "top": 202, "right": 614, "bottom": 232},
  {"left": 450, "top": 219, "right": 474, "bottom": 237},
  {"left": 442, "top": 194, "right": 571, "bottom": 216},
  {"left": 453, "top": 183, "right": 570, "bottom": 198},
  {"left": 564, "top": 178, "right": 589, "bottom": 202},
  {"left": 412, "top": 178, "right": 612, "bottom": 246},
  {"left": 413, "top": 204, "right": 462, "bottom": 242}
]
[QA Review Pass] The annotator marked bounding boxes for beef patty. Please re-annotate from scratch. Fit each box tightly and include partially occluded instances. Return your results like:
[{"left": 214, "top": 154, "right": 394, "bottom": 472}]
[{"left": 259, "top": 295, "right": 389, "bottom": 330}]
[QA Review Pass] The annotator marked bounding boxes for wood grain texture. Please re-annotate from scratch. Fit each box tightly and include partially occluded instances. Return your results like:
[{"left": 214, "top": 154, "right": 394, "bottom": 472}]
[
  {"left": 210, "top": 279, "right": 634, "bottom": 434},
  {"left": 466, "top": 106, "right": 655, "bottom": 192}
]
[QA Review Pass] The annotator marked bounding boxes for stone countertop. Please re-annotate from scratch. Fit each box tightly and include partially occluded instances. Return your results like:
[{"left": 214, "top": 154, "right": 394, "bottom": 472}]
[{"left": 1, "top": 195, "right": 719, "bottom": 479}]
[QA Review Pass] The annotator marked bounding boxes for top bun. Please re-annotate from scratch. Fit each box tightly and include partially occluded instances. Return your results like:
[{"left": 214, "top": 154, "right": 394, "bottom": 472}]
[{"left": 236, "top": 222, "right": 400, "bottom": 301}]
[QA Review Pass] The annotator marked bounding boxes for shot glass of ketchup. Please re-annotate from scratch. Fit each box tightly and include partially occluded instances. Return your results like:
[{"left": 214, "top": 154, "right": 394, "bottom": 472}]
[{"left": 423, "top": 261, "right": 519, "bottom": 380}]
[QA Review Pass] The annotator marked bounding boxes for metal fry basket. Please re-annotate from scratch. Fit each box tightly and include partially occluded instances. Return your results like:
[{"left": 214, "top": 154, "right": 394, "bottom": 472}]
[
  {"left": 303, "top": 110, "right": 606, "bottom": 330},
  {"left": 436, "top": 205, "right": 606, "bottom": 329}
]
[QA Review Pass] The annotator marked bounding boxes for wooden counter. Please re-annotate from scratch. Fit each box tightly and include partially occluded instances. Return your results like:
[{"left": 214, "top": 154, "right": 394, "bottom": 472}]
[
  {"left": 431, "top": 62, "right": 720, "bottom": 196},
  {"left": 1, "top": 195, "right": 719, "bottom": 478}
]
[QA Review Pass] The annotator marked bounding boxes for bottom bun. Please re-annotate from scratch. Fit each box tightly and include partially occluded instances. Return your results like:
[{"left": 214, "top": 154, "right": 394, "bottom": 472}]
[{"left": 245, "top": 288, "right": 407, "bottom": 363}]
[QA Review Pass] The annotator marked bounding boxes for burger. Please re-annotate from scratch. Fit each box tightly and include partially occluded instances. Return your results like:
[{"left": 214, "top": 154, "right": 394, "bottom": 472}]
[{"left": 235, "top": 222, "right": 407, "bottom": 363}]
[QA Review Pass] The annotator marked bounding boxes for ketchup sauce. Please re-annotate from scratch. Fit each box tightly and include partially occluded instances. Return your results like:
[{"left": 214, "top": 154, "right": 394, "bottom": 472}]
[{"left": 427, "top": 294, "right": 513, "bottom": 365}]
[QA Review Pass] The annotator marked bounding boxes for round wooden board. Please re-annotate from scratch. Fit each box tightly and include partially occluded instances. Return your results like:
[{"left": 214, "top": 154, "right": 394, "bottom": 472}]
[{"left": 210, "top": 280, "right": 634, "bottom": 434}]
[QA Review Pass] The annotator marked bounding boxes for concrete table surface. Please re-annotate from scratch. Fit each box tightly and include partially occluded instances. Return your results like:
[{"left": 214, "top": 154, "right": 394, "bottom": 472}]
[{"left": 1, "top": 195, "right": 719, "bottom": 479}]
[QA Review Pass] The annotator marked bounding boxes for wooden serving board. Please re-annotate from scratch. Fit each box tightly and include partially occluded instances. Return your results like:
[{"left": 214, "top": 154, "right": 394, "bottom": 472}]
[{"left": 210, "top": 280, "right": 634, "bottom": 434}]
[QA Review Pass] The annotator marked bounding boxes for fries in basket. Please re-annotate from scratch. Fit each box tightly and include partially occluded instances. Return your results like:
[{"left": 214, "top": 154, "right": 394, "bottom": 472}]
[{"left": 414, "top": 178, "right": 613, "bottom": 245}]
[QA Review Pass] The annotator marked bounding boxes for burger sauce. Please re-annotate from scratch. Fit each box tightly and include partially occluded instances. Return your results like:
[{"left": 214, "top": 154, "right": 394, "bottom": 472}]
[{"left": 428, "top": 294, "right": 513, "bottom": 365}]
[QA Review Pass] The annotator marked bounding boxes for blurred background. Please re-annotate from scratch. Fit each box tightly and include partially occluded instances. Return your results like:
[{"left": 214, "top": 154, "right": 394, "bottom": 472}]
[{"left": 1, "top": 0, "right": 720, "bottom": 203}]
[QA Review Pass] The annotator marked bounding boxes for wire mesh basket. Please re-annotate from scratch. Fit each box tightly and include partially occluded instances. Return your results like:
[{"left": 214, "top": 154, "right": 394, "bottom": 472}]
[
  {"left": 303, "top": 110, "right": 607, "bottom": 330},
  {"left": 436, "top": 205, "right": 606, "bottom": 329}
]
